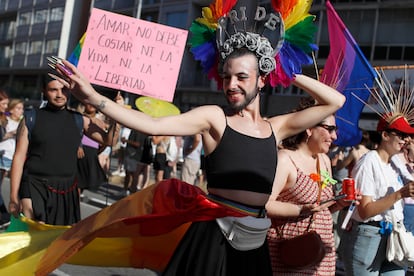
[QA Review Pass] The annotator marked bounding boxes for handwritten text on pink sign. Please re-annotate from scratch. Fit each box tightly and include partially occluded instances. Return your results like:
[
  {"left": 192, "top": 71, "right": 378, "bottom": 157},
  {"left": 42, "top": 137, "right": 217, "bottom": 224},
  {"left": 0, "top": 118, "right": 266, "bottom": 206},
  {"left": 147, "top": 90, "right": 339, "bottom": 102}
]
[{"left": 78, "top": 8, "right": 188, "bottom": 102}]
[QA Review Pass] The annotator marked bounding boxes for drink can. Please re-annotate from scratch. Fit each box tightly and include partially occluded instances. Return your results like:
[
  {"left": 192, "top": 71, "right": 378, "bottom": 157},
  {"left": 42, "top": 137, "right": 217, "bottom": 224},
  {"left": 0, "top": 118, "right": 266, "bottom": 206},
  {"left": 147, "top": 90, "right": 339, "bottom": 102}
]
[{"left": 342, "top": 178, "right": 356, "bottom": 201}]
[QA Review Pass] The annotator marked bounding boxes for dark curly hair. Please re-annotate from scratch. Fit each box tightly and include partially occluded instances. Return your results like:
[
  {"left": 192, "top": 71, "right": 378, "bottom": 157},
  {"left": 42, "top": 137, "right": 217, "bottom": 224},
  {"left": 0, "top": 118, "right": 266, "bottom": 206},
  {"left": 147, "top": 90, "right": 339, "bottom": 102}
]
[{"left": 281, "top": 97, "right": 318, "bottom": 150}]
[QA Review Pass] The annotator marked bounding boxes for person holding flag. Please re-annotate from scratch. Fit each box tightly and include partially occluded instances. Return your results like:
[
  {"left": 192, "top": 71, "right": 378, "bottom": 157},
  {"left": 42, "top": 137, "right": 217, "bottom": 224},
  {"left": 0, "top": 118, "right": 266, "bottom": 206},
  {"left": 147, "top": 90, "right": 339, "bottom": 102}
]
[{"left": 3, "top": 1, "right": 345, "bottom": 275}]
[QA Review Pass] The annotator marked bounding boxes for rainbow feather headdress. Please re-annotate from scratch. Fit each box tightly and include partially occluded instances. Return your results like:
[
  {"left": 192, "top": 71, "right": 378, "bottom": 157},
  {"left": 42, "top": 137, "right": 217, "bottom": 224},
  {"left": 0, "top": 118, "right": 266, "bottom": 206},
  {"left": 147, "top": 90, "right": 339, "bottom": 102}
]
[{"left": 189, "top": 0, "right": 318, "bottom": 88}]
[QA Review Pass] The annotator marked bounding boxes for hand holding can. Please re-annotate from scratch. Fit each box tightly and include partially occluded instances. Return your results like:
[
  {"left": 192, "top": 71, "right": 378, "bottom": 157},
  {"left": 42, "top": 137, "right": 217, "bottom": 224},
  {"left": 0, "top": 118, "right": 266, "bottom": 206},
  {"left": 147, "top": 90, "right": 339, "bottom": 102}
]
[{"left": 342, "top": 178, "right": 356, "bottom": 201}]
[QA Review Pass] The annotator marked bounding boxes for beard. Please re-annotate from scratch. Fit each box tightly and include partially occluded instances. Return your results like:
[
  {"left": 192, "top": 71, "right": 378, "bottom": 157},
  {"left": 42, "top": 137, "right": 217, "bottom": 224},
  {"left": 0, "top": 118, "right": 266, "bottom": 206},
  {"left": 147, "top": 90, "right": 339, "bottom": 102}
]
[{"left": 226, "top": 88, "right": 259, "bottom": 113}]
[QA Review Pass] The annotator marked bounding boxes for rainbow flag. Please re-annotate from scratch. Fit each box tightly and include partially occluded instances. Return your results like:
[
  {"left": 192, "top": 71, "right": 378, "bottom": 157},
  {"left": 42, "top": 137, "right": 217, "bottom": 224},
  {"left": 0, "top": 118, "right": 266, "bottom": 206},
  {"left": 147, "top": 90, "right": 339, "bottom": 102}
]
[
  {"left": 0, "top": 180, "right": 248, "bottom": 275},
  {"left": 321, "top": 0, "right": 377, "bottom": 146},
  {"left": 67, "top": 33, "right": 86, "bottom": 66},
  {"left": 0, "top": 216, "right": 70, "bottom": 275}
]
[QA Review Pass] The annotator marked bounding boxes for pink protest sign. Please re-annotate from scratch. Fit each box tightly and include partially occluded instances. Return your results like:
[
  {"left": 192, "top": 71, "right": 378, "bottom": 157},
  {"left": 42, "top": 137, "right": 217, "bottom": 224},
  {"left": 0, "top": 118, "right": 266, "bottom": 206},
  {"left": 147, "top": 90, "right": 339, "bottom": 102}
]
[{"left": 78, "top": 8, "right": 188, "bottom": 102}]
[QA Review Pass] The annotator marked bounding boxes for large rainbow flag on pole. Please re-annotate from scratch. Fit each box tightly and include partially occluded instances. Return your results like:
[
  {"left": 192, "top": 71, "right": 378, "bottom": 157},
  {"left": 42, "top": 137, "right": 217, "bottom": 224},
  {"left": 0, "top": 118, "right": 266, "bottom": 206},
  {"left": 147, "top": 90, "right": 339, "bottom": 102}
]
[{"left": 320, "top": 0, "right": 377, "bottom": 146}]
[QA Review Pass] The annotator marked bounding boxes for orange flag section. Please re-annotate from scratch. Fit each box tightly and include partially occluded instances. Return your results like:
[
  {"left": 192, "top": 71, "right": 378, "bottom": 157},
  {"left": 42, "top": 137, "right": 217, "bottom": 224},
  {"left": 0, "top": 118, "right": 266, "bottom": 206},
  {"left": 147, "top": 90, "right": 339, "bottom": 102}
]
[
  {"left": 36, "top": 179, "right": 246, "bottom": 276},
  {"left": 67, "top": 224, "right": 189, "bottom": 269}
]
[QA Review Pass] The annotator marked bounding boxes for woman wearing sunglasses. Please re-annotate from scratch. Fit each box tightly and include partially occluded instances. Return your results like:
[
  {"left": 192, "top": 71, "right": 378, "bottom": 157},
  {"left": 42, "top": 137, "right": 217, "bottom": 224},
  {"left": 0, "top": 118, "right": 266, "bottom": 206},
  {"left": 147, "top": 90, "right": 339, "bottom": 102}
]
[{"left": 266, "top": 98, "right": 354, "bottom": 275}]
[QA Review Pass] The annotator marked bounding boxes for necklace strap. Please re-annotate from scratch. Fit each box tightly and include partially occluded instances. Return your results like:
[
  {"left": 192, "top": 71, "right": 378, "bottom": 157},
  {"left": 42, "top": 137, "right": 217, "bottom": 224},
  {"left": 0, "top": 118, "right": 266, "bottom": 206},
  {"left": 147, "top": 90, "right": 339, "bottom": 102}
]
[{"left": 316, "top": 155, "right": 322, "bottom": 203}]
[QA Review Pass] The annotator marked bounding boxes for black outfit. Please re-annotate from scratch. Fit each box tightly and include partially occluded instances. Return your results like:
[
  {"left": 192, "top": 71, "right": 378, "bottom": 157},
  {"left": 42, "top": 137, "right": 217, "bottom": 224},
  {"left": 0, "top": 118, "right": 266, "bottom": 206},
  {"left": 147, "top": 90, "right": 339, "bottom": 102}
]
[
  {"left": 206, "top": 125, "right": 277, "bottom": 194},
  {"left": 140, "top": 136, "right": 153, "bottom": 164},
  {"left": 77, "top": 139, "right": 107, "bottom": 191},
  {"left": 163, "top": 116, "right": 277, "bottom": 276},
  {"left": 153, "top": 153, "right": 167, "bottom": 171},
  {"left": 19, "top": 106, "right": 82, "bottom": 225},
  {"left": 125, "top": 130, "right": 147, "bottom": 162},
  {"left": 124, "top": 130, "right": 147, "bottom": 171}
]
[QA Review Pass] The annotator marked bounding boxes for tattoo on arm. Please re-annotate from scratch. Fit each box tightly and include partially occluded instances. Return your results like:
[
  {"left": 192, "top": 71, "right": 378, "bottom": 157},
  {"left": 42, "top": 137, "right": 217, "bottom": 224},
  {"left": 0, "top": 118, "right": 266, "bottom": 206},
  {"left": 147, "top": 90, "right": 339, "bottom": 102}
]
[{"left": 96, "top": 100, "right": 107, "bottom": 111}]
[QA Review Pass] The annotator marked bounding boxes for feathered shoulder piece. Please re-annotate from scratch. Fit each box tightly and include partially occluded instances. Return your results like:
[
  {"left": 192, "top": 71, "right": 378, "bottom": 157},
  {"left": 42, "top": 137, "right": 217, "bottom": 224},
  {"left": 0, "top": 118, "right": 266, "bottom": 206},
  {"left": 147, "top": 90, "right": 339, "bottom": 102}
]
[{"left": 189, "top": 0, "right": 318, "bottom": 88}]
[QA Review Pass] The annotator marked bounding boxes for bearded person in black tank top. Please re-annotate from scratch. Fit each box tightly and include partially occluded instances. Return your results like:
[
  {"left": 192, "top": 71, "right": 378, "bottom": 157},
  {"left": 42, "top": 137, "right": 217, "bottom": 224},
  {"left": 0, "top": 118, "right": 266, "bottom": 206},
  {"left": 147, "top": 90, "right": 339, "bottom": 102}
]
[
  {"left": 29, "top": 1, "right": 346, "bottom": 275},
  {"left": 8, "top": 78, "right": 122, "bottom": 226}
]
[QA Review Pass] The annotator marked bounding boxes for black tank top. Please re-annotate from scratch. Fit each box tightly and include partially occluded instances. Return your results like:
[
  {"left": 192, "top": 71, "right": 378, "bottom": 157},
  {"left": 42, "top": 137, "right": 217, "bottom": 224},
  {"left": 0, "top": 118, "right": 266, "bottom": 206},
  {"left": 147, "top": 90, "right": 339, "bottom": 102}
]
[
  {"left": 206, "top": 123, "right": 277, "bottom": 194},
  {"left": 25, "top": 107, "right": 82, "bottom": 177}
]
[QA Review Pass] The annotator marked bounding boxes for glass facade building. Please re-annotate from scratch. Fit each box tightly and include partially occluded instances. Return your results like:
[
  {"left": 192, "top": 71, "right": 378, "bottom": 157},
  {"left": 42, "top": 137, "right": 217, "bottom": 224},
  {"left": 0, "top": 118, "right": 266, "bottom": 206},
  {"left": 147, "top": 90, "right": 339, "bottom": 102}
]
[{"left": 0, "top": 0, "right": 413, "bottom": 116}]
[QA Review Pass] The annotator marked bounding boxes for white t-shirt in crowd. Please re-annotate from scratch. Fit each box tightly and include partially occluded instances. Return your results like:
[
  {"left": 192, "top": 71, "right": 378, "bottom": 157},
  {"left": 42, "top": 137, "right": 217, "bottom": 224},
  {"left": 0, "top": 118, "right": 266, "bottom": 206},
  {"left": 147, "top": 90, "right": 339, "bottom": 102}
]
[
  {"left": 120, "top": 127, "right": 131, "bottom": 148},
  {"left": 0, "top": 117, "right": 20, "bottom": 159},
  {"left": 351, "top": 150, "right": 405, "bottom": 222}
]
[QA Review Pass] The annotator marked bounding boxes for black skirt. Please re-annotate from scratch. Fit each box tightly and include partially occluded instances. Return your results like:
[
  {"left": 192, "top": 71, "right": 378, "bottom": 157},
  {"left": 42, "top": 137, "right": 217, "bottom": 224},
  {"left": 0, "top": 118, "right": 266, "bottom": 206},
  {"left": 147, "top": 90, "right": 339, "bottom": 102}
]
[
  {"left": 77, "top": 145, "right": 107, "bottom": 191},
  {"left": 162, "top": 220, "right": 272, "bottom": 276},
  {"left": 27, "top": 174, "right": 81, "bottom": 225}
]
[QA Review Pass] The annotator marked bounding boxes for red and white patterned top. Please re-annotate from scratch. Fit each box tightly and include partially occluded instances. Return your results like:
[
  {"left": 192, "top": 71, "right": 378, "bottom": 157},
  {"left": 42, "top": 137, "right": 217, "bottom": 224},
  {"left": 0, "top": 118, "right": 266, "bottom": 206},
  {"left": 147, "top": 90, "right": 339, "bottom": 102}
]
[{"left": 268, "top": 167, "right": 336, "bottom": 275}]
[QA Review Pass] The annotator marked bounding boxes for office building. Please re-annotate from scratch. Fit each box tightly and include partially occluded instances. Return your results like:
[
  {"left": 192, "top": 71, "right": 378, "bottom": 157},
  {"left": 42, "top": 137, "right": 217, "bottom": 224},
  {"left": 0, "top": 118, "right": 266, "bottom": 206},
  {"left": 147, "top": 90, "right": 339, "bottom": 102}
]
[{"left": 0, "top": 0, "right": 413, "bottom": 117}]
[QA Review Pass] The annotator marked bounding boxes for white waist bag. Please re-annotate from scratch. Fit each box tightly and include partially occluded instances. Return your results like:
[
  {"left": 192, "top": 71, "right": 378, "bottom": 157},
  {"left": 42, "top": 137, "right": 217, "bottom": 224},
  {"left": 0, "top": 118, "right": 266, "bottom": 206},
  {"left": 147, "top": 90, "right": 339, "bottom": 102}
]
[
  {"left": 386, "top": 212, "right": 414, "bottom": 267},
  {"left": 216, "top": 216, "right": 271, "bottom": 251}
]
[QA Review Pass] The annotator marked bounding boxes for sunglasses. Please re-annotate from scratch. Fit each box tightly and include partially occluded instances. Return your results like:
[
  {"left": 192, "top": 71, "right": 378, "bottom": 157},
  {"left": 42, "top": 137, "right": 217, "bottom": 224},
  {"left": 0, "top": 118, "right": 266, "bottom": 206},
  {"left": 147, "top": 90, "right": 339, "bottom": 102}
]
[
  {"left": 386, "top": 129, "right": 411, "bottom": 140},
  {"left": 316, "top": 124, "right": 338, "bottom": 134}
]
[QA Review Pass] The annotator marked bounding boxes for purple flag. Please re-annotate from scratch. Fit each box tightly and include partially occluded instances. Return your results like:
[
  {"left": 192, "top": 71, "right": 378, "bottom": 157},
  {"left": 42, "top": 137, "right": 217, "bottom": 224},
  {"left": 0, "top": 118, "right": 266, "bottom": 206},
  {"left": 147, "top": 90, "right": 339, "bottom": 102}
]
[{"left": 321, "top": 0, "right": 377, "bottom": 146}]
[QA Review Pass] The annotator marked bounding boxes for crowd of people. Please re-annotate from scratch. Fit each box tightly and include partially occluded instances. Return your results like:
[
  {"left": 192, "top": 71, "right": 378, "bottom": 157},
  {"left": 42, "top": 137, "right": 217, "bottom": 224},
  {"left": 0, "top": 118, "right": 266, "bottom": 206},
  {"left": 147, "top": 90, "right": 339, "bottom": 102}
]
[
  {"left": 35, "top": 43, "right": 344, "bottom": 275},
  {"left": 2, "top": 77, "right": 414, "bottom": 275},
  {"left": 0, "top": 91, "right": 23, "bottom": 226},
  {"left": 108, "top": 130, "right": 205, "bottom": 193},
  {"left": 1, "top": 1, "right": 414, "bottom": 276},
  {"left": 102, "top": 100, "right": 414, "bottom": 276}
]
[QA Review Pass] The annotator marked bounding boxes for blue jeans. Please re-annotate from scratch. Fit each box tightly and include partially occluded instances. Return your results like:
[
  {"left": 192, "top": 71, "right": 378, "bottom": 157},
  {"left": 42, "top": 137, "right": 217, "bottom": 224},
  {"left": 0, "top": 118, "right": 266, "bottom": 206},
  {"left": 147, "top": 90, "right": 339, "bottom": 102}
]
[
  {"left": 403, "top": 204, "right": 414, "bottom": 235},
  {"left": 340, "top": 222, "right": 405, "bottom": 276},
  {"left": 0, "top": 155, "right": 12, "bottom": 171}
]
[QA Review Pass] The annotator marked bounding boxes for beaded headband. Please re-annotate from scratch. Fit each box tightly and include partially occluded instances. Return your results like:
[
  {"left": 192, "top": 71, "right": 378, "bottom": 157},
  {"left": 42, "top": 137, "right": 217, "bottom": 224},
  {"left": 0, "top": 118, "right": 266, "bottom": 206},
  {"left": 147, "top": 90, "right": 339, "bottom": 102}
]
[
  {"left": 189, "top": 0, "right": 318, "bottom": 88},
  {"left": 216, "top": 5, "right": 284, "bottom": 75}
]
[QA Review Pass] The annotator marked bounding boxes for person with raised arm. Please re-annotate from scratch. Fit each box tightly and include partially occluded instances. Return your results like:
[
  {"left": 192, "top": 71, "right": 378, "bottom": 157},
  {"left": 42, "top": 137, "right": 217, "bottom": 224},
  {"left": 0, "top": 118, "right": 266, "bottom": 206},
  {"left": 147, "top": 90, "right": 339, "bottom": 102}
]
[{"left": 36, "top": 1, "right": 345, "bottom": 275}]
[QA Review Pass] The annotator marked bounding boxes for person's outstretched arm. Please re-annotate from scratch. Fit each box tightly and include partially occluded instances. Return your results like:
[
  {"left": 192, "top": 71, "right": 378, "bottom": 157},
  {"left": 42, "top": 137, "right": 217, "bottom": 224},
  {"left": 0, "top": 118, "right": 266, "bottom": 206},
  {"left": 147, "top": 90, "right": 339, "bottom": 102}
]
[{"left": 51, "top": 60, "right": 217, "bottom": 136}]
